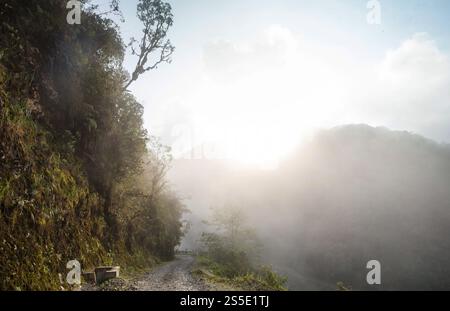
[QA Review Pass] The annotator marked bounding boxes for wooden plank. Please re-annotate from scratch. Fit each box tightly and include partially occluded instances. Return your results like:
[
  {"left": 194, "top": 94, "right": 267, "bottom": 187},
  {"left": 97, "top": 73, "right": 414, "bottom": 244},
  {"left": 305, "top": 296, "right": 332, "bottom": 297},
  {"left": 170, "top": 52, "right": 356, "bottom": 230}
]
[
  {"left": 82, "top": 272, "right": 96, "bottom": 284},
  {"left": 94, "top": 266, "right": 120, "bottom": 284}
]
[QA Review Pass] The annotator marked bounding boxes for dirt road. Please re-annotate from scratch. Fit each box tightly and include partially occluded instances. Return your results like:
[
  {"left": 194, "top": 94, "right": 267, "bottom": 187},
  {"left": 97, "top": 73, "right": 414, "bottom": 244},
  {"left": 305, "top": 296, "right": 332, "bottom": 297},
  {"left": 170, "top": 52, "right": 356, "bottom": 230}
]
[{"left": 132, "top": 255, "right": 213, "bottom": 291}]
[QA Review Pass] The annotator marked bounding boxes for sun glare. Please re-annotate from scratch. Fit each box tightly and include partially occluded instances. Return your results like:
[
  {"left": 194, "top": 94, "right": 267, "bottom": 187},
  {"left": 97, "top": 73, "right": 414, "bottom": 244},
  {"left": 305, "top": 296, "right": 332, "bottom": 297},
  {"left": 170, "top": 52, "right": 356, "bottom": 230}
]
[{"left": 181, "top": 60, "right": 344, "bottom": 169}]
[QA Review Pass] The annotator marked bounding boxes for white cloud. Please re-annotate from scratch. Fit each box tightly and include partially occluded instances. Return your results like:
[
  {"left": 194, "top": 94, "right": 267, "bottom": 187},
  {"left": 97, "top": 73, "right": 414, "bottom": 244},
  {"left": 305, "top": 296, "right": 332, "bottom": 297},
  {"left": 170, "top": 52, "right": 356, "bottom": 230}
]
[
  {"left": 380, "top": 32, "right": 449, "bottom": 87},
  {"left": 371, "top": 33, "right": 450, "bottom": 140},
  {"left": 202, "top": 25, "right": 299, "bottom": 84},
  {"left": 164, "top": 29, "right": 450, "bottom": 165}
]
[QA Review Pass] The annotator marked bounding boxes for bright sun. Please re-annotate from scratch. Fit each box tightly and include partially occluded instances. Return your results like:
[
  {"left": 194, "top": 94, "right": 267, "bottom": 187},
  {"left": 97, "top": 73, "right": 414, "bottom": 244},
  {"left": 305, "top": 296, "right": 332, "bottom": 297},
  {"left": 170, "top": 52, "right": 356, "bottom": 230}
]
[
  {"left": 169, "top": 26, "right": 348, "bottom": 169},
  {"left": 178, "top": 68, "right": 342, "bottom": 169}
]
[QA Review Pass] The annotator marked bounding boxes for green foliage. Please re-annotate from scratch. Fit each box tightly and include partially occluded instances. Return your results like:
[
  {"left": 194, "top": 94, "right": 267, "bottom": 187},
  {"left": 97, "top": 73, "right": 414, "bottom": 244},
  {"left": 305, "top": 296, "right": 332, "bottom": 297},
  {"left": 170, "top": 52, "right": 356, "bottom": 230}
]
[
  {"left": 201, "top": 207, "right": 260, "bottom": 276},
  {"left": 233, "top": 267, "right": 288, "bottom": 291},
  {"left": 126, "top": 0, "right": 175, "bottom": 89},
  {"left": 336, "top": 281, "right": 352, "bottom": 291},
  {"left": 199, "top": 206, "right": 287, "bottom": 291},
  {"left": 196, "top": 256, "right": 287, "bottom": 291},
  {"left": 0, "top": 80, "right": 107, "bottom": 290},
  {"left": 0, "top": 0, "right": 183, "bottom": 290}
]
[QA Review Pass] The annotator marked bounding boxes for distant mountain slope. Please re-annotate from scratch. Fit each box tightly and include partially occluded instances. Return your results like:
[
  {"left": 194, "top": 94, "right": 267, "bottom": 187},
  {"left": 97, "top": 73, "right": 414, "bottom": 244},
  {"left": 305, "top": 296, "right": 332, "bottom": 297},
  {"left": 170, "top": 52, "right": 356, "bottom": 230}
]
[
  {"left": 169, "top": 125, "right": 450, "bottom": 290},
  {"left": 269, "top": 125, "right": 450, "bottom": 290}
]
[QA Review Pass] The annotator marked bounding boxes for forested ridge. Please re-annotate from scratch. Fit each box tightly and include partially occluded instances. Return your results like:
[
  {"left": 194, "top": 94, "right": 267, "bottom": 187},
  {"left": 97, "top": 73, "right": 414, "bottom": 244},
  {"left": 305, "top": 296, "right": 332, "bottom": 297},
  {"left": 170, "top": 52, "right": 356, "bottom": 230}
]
[
  {"left": 5, "top": 0, "right": 447, "bottom": 293},
  {"left": 0, "top": 0, "right": 184, "bottom": 290}
]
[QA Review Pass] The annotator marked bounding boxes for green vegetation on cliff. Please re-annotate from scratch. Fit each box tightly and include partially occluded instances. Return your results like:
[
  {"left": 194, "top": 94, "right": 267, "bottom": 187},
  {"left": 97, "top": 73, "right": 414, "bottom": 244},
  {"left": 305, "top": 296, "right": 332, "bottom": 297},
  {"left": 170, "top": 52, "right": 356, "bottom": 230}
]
[{"left": 0, "top": 0, "right": 183, "bottom": 290}]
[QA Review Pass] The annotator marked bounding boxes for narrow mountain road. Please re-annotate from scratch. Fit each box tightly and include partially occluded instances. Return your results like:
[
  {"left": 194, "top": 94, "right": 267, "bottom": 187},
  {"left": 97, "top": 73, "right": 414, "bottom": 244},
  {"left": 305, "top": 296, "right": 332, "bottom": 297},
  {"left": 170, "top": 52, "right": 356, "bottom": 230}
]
[
  {"left": 132, "top": 255, "right": 214, "bottom": 291},
  {"left": 82, "top": 254, "right": 229, "bottom": 291}
]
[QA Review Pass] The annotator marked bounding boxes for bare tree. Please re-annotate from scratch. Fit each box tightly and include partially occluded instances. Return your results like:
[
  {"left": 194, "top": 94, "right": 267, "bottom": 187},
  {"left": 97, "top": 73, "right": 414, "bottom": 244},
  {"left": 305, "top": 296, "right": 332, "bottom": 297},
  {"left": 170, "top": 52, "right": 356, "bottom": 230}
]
[{"left": 124, "top": 0, "right": 175, "bottom": 90}]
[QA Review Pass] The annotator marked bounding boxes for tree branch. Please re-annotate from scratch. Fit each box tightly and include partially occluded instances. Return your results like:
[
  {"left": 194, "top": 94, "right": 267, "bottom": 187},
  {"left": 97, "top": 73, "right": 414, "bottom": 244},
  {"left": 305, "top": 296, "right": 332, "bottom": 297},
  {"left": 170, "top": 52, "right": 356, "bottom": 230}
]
[{"left": 124, "top": 0, "right": 174, "bottom": 90}]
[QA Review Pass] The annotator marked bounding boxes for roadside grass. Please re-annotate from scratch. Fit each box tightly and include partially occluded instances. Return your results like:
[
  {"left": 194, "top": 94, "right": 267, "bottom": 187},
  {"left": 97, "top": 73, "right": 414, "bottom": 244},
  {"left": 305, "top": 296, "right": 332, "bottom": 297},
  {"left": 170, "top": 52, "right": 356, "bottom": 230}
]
[{"left": 192, "top": 255, "right": 288, "bottom": 291}]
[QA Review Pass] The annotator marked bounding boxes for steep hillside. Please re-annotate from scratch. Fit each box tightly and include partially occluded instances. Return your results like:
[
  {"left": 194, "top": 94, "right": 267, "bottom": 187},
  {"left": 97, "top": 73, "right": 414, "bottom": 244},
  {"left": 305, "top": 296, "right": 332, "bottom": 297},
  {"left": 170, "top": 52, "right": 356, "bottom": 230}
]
[{"left": 0, "top": 0, "right": 183, "bottom": 290}]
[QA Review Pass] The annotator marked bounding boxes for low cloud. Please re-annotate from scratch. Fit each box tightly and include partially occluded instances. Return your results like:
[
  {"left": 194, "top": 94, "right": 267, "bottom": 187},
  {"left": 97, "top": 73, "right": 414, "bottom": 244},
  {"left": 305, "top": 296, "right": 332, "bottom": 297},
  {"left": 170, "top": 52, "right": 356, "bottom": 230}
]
[
  {"left": 201, "top": 29, "right": 450, "bottom": 144},
  {"left": 163, "top": 28, "right": 450, "bottom": 162},
  {"left": 203, "top": 25, "right": 299, "bottom": 84},
  {"left": 373, "top": 33, "right": 450, "bottom": 141},
  {"left": 380, "top": 32, "right": 449, "bottom": 85}
]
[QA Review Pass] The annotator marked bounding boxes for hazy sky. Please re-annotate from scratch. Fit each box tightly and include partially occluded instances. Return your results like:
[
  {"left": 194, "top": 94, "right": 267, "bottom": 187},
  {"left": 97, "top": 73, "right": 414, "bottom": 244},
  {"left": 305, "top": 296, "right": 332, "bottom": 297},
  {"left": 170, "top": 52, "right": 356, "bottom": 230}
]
[{"left": 95, "top": 0, "right": 450, "bottom": 168}]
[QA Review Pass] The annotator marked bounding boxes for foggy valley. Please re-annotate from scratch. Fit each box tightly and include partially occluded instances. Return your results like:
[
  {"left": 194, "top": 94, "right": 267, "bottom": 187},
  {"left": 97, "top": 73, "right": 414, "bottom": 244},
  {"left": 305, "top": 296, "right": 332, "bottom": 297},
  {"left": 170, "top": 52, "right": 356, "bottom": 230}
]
[{"left": 170, "top": 124, "right": 450, "bottom": 290}]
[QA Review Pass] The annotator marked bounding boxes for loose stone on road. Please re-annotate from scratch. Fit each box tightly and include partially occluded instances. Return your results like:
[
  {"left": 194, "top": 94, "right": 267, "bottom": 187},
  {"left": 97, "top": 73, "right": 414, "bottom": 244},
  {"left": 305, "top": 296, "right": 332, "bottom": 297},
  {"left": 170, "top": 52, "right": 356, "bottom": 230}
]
[{"left": 132, "top": 255, "right": 213, "bottom": 291}]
